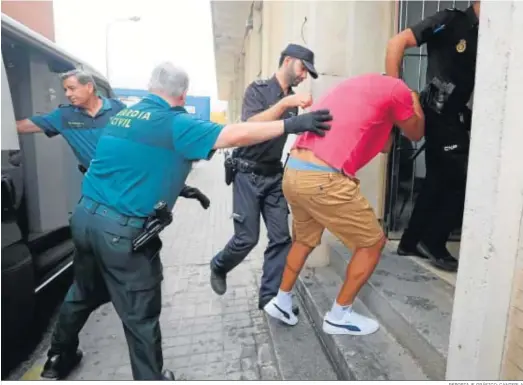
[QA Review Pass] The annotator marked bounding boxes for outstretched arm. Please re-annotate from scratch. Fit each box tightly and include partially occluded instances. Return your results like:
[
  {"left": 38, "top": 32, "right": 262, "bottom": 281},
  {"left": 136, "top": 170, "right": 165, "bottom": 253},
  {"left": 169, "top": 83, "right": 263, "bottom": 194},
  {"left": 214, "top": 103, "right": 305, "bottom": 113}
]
[{"left": 17, "top": 108, "right": 63, "bottom": 136}]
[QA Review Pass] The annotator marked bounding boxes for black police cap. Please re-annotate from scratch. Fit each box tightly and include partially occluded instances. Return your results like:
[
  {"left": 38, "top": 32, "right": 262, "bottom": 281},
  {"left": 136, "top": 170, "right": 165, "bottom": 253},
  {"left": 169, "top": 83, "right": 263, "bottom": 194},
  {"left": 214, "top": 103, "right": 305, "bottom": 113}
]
[{"left": 281, "top": 43, "right": 318, "bottom": 79}]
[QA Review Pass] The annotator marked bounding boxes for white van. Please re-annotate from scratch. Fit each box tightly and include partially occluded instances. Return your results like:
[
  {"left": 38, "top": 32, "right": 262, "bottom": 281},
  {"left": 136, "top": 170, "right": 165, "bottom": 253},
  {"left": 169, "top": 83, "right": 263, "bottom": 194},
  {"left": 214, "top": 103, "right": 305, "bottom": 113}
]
[{"left": 1, "top": 13, "right": 115, "bottom": 367}]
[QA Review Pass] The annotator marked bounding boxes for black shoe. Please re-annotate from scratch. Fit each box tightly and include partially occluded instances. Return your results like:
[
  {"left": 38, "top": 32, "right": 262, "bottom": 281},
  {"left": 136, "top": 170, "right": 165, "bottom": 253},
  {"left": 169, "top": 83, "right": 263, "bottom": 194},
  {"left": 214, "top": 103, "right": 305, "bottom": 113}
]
[
  {"left": 41, "top": 349, "right": 83, "bottom": 380},
  {"left": 416, "top": 242, "right": 458, "bottom": 272},
  {"left": 210, "top": 262, "right": 227, "bottom": 295},
  {"left": 397, "top": 243, "right": 425, "bottom": 258},
  {"left": 162, "top": 369, "right": 175, "bottom": 380},
  {"left": 259, "top": 297, "right": 299, "bottom": 316}
]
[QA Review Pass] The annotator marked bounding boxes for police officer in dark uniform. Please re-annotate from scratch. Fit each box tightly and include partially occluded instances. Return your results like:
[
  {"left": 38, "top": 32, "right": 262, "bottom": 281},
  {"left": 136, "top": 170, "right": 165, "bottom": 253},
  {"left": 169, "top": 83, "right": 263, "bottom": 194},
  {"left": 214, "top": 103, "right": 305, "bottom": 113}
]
[
  {"left": 39, "top": 62, "right": 331, "bottom": 380},
  {"left": 386, "top": 1, "right": 480, "bottom": 271},
  {"left": 209, "top": 44, "right": 319, "bottom": 313}
]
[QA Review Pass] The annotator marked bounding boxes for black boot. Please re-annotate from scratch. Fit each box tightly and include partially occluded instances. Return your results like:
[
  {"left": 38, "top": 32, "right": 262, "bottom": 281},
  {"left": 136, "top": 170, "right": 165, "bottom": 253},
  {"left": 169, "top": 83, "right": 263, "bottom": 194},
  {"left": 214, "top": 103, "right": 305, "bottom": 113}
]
[
  {"left": 397, "top": 241, "right": 425, "bottom": 258},
  {"left": 210, "top": 262, "right": 227, "bottom": 295},
  {"left": 41, "top": 349, "right": 83, "bottom": 380},
  {"left": 162, "top": 369, "right": 175, "bottom": 380},
  {"left": 416, "top": 242, "right": 458, "bottom": 272}
]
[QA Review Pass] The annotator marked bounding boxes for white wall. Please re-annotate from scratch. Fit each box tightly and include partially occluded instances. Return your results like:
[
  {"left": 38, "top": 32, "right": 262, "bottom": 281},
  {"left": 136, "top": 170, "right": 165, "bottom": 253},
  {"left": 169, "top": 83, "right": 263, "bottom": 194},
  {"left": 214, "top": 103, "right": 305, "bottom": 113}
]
[{"left": 446, "top": 1, "right": 523, "bottom": 379}]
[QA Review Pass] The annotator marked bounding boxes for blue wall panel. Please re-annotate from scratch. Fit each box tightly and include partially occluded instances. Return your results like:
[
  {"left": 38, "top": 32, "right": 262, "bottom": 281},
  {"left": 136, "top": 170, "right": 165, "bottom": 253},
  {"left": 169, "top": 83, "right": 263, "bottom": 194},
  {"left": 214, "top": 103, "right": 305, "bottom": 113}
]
[{"left": 113, "top": 88, "right": 211, "bottom": 120}]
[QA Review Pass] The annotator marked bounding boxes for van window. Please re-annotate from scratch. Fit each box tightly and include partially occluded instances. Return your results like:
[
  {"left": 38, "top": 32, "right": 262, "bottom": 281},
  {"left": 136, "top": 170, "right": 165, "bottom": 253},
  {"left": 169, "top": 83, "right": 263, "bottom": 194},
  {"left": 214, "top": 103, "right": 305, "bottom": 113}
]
[{"left": 1, "top": 55, "right": 19, "bottom": 151}]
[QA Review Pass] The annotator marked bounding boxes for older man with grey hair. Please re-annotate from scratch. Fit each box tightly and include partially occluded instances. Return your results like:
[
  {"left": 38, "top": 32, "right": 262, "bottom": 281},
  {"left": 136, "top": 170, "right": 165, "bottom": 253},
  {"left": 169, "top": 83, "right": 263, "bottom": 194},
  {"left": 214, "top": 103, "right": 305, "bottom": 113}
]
[
  {"left": 15, "top": 69, "right": 211, "bottom": 210},
  {"left": 40, "top": 61, "right": 332, "bottom": 381},
  {"left": 16, "top": 69, "right": 126, "bottom": 169}
]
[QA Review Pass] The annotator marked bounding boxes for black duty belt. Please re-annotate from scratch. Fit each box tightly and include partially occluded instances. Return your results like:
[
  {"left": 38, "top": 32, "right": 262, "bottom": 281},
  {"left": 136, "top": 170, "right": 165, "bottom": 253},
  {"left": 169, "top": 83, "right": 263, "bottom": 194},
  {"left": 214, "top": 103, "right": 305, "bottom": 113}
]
[{"left": 233, "top": 158, "right": 283, "bottom": 177}]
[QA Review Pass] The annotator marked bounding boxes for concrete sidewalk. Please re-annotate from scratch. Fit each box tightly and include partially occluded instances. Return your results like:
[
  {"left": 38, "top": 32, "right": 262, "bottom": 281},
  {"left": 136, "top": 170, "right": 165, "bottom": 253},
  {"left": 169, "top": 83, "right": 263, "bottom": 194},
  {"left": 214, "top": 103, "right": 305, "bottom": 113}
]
[{"left": 18, "top": 156, "right": 284, "bottom": 381}]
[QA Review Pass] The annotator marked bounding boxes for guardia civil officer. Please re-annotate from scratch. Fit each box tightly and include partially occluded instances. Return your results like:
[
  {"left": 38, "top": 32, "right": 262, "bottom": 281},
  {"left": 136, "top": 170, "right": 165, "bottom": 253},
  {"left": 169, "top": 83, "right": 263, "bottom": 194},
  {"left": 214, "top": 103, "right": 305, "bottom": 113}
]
[
  {"left": 40, "top": 62, "right": 332, "bottom": 381},
  {"left": 15, "top": 69, "right": 210, "bottom": 208},
  {"left": 16, "top": 69, "right": 126, "bottom": 169},
  {"left": 210, "top": 44, "right": 318, "bottom": 314},
  {"left": 385, "top": 1, "right": 480, "bottom": 272}
]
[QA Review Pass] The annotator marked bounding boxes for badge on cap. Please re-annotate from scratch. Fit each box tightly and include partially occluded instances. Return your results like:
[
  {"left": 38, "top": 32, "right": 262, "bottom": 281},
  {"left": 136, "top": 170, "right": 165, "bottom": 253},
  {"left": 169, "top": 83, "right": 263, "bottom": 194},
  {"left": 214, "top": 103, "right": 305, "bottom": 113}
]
[{"left": 456, "top": 39, "right": 467, "bottom": 53}]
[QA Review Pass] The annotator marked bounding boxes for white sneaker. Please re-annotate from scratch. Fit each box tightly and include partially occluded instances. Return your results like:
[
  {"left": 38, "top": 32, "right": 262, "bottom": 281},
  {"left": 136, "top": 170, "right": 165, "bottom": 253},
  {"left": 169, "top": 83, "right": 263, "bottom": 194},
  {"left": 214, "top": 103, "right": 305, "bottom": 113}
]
[
  {"left": 263, "top": 297, "right": 298, "bottom": 326},
  {"left": 322, "top": 309, "right": 379, "bottom": 336}
]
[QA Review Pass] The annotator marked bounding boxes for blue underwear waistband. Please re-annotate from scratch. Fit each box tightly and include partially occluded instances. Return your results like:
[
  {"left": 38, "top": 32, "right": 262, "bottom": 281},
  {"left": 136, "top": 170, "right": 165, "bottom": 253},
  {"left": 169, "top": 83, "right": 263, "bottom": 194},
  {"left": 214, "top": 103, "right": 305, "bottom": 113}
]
[{"left": 286, "top": 157, "right": 339, "bottom": 173}]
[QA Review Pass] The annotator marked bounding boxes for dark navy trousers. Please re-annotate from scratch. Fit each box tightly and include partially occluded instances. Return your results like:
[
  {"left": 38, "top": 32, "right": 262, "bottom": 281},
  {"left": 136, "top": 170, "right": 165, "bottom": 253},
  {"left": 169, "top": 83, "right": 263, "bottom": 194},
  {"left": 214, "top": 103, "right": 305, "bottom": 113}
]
[
  {"left": 401, "top": 110, "right": 469, "bottom": 253},
  {"left": 212, "top": 171, "right": 291, "bottom": 302},
  {"left": 48, "top": 198, "right": 164, "bottom": 380}
]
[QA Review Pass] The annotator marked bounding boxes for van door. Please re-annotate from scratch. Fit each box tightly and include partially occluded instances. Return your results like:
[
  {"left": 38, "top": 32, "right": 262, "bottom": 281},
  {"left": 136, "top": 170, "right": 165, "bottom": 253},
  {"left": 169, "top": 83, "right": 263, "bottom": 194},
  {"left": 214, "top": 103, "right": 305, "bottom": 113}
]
[{"left": 1, "top": 55, "right": 24, "bottom": 248}]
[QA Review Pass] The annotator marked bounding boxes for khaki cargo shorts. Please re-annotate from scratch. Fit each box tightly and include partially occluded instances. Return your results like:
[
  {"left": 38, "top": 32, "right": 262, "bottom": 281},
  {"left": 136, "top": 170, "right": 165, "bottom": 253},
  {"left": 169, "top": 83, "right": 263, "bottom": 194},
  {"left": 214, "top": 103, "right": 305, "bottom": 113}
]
[{"left": 282, "top": 169, "right": 384, "bottom": 251}]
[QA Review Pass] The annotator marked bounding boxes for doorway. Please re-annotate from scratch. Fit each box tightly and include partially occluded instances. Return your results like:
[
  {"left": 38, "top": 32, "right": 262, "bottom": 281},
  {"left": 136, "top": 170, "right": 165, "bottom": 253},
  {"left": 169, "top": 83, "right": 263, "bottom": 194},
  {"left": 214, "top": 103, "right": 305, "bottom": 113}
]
[{"left": 384, "top": 0, "right": 473, "bottom": 240}]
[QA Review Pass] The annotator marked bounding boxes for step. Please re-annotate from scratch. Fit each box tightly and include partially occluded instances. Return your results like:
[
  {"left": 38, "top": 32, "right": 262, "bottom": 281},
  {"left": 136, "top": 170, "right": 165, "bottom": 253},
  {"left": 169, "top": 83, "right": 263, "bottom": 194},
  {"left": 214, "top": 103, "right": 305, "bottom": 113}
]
[
  {"left": 327, "top": 234, "right": 455, "bottom": 380},
  {"left": 263, "top": 295, "right": 338, "bottom": 380},
  {"left": 295, "top": 265, "right": 428, "bottom": 381}
]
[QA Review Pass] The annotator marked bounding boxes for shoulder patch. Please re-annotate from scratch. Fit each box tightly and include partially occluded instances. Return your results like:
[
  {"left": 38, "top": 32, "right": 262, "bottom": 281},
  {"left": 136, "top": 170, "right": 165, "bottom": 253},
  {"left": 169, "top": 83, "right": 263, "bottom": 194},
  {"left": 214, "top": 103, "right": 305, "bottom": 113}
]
[{"left": 433, "top": 24, "right": 446, "bottom": 34}]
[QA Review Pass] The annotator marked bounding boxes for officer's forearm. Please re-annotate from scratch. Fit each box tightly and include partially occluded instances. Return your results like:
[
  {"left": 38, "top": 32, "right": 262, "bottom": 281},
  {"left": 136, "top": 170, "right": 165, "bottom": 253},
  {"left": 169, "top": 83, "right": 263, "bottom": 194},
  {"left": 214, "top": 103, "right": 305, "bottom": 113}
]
[
  {"left": 214, "top": 121, "right": 284, "bottom": 149},
  {"left": 385, "top": 29, "right": 417, "bottom": 78},
  {"left": 385, "top": 41, "right": 405, "bottom": 78},
  {"left": 246, "top": 100, "right": 289, "bottom": 122},
  {"left": 16, "top": 119, "right": 42, "bottom": 134}
]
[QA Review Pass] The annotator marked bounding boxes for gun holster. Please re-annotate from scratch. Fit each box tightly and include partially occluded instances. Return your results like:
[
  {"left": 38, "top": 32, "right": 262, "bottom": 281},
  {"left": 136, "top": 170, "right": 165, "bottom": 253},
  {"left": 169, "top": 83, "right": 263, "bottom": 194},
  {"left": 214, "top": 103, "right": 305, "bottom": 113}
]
[
  {"left": 420, "top": 77, "right": 456, "bottom": 115},
  {"left": 224, "top": 156, "right": 237, "bottom": 186},
  {"left": 132, "top": 201, "right": 172, "bottom": 252}
]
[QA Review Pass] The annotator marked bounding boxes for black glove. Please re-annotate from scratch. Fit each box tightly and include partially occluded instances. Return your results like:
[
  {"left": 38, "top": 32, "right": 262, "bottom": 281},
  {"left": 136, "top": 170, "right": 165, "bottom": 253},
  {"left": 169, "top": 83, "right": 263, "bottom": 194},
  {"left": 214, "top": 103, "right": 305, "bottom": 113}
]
[
  {"left": 179, "top": 185, "right": 210, "bottom": 209},
  {"left": 283, "top": 109, "right": 332, "bottom": 136}
]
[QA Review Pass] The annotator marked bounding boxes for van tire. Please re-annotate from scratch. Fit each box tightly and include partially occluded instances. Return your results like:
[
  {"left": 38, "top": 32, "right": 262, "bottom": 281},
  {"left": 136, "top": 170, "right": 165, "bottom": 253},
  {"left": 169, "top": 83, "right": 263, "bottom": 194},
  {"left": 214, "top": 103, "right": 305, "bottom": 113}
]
[{"left": 1, "top": 243, "right": 35, "bottom": 357}]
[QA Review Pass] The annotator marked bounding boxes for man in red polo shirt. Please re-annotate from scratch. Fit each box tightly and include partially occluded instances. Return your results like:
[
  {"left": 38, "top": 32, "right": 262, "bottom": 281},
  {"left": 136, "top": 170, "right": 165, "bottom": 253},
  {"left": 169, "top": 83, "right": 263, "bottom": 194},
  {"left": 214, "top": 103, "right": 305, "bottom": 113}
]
[{"left": 264, "top": 73, "right": 425, "bottom": 335}]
